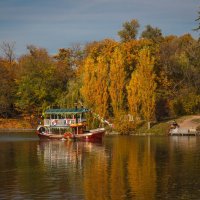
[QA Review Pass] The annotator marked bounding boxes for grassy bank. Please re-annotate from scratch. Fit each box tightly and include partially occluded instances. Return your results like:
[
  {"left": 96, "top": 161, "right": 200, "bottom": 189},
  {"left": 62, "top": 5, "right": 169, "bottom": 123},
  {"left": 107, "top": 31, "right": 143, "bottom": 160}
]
[
  {"left": 135, "top": 115, "right": 200, "bottom": 135},
  {"left": 135, "top": 121, "right": 170, "bottom": 135}
]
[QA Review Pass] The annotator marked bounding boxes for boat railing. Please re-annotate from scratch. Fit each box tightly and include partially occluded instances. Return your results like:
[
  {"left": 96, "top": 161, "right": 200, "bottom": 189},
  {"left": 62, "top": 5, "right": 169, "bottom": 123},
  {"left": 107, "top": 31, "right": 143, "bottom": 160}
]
[
  {"left": 44, "top": 119, "right": 76, "bottom": 127},
  {"left": 44, "top": 118, "right": 85, "bottom": 127}
]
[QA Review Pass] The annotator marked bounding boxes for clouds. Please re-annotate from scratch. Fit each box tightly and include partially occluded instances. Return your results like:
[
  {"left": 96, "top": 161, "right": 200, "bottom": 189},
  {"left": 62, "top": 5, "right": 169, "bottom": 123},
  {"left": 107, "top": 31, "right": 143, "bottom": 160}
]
[{"left": 0, "top": 0, "right": 199, "bottom": 55}]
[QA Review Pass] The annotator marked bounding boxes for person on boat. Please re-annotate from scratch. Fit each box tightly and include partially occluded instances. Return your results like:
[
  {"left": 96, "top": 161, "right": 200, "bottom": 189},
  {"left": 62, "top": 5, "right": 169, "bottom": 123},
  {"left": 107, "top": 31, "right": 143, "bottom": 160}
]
[
  {"left": 38, "top": 119, "right": 41, "bottom": 125},
  {"left": 38, "top": 115, "right": 44, "bottom": 125}
]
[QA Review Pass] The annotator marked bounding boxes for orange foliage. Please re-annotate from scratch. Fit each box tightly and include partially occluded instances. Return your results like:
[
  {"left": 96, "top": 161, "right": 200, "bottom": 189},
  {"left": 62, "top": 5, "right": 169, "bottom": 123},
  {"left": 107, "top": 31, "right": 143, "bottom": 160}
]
[
  {"left": 109, "top": 47, "right": 126, "bottom": 116},
  {"left": 127, "top": 48, "right": 156, "bottom": 123},
  {"left": 138, "top": 48, "right": 157, "bottom": 122},
  {"left": 94, "top": 55, "right": 109, "bottom": 118},
  {"left": 81, "top": 56, "right": 96, "bottom": 109}
]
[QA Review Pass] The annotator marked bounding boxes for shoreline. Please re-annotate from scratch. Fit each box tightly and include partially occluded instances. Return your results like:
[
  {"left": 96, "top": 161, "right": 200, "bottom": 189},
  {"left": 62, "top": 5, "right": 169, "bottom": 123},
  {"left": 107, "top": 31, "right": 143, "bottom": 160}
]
[{"left": 0, "top": 115, "right": 199, "bottom": 134}]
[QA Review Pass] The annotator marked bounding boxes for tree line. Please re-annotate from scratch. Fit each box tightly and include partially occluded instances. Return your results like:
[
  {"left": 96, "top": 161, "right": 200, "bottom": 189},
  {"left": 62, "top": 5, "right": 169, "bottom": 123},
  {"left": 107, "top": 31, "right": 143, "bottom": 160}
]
[{"left": 0, "top": 18, "right": 200, "bottom": 132}]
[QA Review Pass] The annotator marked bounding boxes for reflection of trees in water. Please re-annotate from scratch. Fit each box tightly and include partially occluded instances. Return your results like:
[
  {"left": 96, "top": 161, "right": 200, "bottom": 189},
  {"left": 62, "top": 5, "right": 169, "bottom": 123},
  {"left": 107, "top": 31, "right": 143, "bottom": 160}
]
[
  {"left": 83, "top": 137, "right": 157, "bottom": 200},
  {"left": 83, "top": 144, "right": 109, "bottom": 200},
  {"left": 109, "top": 137, "right": 156, "bottom": 200},
  {"left": 36, "top": 137, "right": 200, "bottom": 200},
  {"left": 165, "top": 136, "right": 200, "bottom": 199},
  {"left": 127, "top": 137, "right": 156, "bottom": 200},
  {"left": 154, "top": 136, "right": 200, "bottom": 200}
]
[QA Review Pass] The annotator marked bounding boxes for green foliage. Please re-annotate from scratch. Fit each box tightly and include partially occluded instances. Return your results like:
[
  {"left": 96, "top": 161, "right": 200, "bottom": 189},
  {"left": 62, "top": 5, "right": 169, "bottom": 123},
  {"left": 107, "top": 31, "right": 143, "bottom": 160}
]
[
  {"left": 0, "top": 60, "right": 14, "bottom": 117},
  {"left": 170, "top": 89, "right": 200, "bottom": 116},
  {"left": 169, "top": 99, "right": 185, "bottom": 116},
  {"left": 136, "top": 120, "right": 170, "bottom": 135},
  {"left": 157, "top": 34, "right": 200, "bottom": 119},
  {"left": 118, "top": 19, "right": 140, "bottom": 42},
  {"left": 141, "top": 25, "right": 163, "bottom": 43},
  {"left": 57, "top": 79, "right": 82, "bottom": 108},
  {"left": 15, "top": 47, "right": 65, "bottom": 114}
]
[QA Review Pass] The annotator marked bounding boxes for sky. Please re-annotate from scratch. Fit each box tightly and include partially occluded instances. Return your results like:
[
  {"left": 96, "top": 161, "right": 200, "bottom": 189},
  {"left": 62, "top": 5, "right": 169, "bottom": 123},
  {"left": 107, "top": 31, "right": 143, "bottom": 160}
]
[{"left": 0, "top": 0, "right": 199, "bottom": 56}]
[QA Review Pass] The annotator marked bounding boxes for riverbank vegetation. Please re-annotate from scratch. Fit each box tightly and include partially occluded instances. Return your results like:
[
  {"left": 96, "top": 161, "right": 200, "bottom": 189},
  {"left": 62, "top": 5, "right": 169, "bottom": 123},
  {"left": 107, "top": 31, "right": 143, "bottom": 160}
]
[
  {"left": 0, "top": 17, "right": 200, "bottom": 133},
  {"left": 0, "top": 118, "right": 33, "bottom": 129}
]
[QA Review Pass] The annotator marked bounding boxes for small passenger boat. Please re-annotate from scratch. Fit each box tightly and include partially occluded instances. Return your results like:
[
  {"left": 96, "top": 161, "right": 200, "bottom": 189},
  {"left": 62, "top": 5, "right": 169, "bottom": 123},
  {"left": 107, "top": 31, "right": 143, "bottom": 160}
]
[{"left": 36, "top": 107, "right": 105, "bottom": 142}]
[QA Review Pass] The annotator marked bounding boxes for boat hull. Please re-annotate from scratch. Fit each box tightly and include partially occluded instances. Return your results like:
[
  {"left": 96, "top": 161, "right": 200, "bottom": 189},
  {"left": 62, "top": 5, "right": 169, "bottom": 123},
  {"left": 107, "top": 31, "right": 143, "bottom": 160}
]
[
  {"left": 66, "top": 129, "right": 105, "bottom": 142},
  {"left": 37, "top": 132, "right": 64, "bottom": 140},
  {"left": 36, "top": 127, "right": 105, "bottom": 142}
]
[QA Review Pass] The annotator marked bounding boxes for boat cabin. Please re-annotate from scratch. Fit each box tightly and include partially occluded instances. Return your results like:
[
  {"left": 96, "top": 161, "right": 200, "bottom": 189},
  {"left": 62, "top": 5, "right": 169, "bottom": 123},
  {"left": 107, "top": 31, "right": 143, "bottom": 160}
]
[{"left": 43, "top": 108, "right": 88, "bottom": 131}]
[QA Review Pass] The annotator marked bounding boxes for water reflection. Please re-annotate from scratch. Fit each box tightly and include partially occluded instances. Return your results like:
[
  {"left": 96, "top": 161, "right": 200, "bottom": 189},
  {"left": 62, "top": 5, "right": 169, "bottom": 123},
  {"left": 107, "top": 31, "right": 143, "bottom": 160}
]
[
  {"left": 37, "top": 141, "right": 105, "bottom": 170},
  {"left": 105, "top": 136, "right": 157, "bottom": 200},
  {"left": 170, "top": 136, "right": 198, "bottom": 150},
  {"left": 37, "top": 140, "right": 107, "bottom": 199},
  {"left": 1, "top": 134, "right": 200, "bottom": 199}
]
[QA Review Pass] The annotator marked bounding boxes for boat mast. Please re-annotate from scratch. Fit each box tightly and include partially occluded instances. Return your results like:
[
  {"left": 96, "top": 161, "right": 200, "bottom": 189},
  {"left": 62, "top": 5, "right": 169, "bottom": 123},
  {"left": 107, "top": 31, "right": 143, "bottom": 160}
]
[{"left": 74, "top": 102, "right": 78, "bottom": 135}]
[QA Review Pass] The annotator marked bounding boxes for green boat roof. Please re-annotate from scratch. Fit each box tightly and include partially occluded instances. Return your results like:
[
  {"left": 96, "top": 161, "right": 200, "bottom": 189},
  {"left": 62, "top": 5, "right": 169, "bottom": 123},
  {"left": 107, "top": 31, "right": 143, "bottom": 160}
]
[{"left": 45, "top": 108, "right": 89, "bottom": 115}]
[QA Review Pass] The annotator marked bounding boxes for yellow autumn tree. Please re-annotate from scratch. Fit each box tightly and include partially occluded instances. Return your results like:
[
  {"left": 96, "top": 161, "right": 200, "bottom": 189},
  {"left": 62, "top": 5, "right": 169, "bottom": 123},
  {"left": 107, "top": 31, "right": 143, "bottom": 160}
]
[
  {"left": 127, "top": 70, "right": 141, "bottom": 125},
  {"left": 81, "top": 56, "right": 96, "bottom": 109},
  {"left": 81, "top": 39, "right": 117, "bottom": 120},
  {"left": 94, "top": 55, "right": 109, "bottom": 118},
  {"left": 138, "top": 48, "right": 156, "bottom": 128},
  {"left": 109, "top": 47, "right": 126, "bottom": 117},
  {"left": 127, "top": 48, "right": 156, "bottom": 129},
  {"left": 81, "top": 54, "right": 109, "bottom": 119}
]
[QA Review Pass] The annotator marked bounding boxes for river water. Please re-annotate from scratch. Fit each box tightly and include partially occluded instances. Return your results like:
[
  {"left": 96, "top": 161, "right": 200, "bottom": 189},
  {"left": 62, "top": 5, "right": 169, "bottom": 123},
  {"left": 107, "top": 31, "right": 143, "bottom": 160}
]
[{"left": 0, "top": 133, "right": 200, "bottom": 200}]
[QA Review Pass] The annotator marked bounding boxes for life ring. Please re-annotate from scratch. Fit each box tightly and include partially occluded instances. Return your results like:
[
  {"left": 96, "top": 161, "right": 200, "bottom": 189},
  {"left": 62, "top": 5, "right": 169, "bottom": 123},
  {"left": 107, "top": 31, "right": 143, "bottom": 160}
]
[
  {"left": 37, "top": 126, "right": 46, "bottom": 134},
  {"left": 52, "top": 120, "right": 57, "bottom": 126}
]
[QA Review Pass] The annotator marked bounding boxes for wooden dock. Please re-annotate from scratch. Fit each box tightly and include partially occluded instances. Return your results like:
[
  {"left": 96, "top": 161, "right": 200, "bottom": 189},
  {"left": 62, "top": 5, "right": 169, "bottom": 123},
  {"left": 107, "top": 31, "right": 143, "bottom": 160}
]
[{"left": 169, "top": 128, "right": 200, "bottom": 136}]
